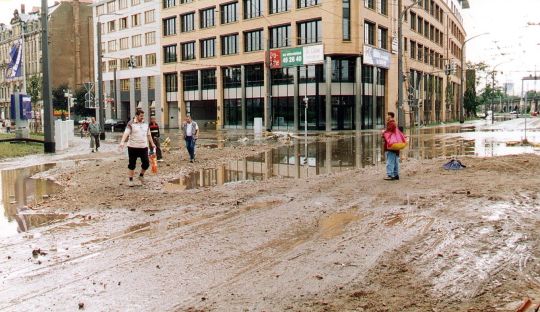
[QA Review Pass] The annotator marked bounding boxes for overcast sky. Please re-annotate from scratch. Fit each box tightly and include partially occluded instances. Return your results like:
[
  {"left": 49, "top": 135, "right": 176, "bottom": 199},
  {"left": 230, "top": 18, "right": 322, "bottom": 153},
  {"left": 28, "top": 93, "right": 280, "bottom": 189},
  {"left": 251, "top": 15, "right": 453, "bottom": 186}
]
[{"left": 1, "top": 0, "right": 539, "bottom": 94}]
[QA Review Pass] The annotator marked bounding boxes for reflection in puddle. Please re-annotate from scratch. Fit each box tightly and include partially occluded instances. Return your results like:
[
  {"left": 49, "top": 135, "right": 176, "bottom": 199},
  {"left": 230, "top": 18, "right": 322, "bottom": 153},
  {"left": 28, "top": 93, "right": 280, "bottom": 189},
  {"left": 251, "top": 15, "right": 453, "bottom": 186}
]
[
  {"left": 0, "top": 164, "right": 64, "bottom": 237},
  {"left": 167, "top": 123, "right": 540, "bottom": 191}
]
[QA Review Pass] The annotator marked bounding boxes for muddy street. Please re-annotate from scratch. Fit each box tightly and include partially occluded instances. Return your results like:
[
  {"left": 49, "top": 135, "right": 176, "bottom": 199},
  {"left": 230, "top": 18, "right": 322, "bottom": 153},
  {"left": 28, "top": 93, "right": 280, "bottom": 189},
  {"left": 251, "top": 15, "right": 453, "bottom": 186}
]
[{"left": 1, "top": 119, "right": 540, "bottom": 311}]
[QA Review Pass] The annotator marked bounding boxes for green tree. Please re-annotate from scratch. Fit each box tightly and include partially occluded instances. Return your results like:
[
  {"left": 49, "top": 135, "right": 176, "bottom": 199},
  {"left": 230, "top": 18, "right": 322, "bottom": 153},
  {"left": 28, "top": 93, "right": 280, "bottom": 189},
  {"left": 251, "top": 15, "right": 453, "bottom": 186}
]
[
  {"left": 27, "top": 75, "right": 42, "bottom": 105},
  {"left": 72, "top": 87, "right": 95, "bottom": 117},
  {"left": 52, "top": 84, "right": 68, "bottom": 111},
  {"left": 464, "top": 88, "right": 477, "bottom": 117}
]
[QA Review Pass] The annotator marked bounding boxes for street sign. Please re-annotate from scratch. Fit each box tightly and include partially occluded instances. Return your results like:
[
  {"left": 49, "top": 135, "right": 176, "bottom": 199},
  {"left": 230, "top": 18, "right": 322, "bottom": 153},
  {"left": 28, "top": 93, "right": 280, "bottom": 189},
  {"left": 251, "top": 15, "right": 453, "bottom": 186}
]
[{"left": 270, "top": 44, "right": 324, "bottom": 69}]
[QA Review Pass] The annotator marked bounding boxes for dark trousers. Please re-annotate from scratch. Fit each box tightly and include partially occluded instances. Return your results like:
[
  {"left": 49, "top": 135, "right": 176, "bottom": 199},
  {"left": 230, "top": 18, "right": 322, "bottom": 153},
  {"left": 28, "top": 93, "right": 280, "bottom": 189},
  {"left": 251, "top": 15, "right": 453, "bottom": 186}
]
[
  {"left": 90, "top": 134, "right": 100, "bottom": 150},
  {"left": 128, "top": 147, "right": 149, "bottom": 170},
  {"left": 185, "top": 136, "right": 196, "bottom": 160},
  {"left": 152, "top": 136, "right": 162, "bottom": 160}
]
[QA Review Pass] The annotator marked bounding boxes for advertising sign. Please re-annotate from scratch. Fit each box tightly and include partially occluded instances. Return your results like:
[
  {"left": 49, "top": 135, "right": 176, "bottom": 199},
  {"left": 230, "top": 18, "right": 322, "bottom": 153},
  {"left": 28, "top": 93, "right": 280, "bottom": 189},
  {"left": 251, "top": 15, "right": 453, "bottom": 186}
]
[
  {"left": 10, "top": 94, "right": 32, "bottom": 120},
  {"left": 270, "top": 44, "right": 324, "bottom": 69},
  {"left": 363, "top": 45, "right": 392, "bottom": 69}
]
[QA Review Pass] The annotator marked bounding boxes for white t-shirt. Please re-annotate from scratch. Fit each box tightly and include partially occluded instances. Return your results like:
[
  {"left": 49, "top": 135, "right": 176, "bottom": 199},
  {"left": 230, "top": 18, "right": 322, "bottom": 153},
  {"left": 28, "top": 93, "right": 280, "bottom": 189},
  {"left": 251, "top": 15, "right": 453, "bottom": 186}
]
[
  {"left": 124, "top": 121, "right": 150, "bottom": 148},
  {"left": 186, "top": 123, "right": 194, "bottom": 136}
]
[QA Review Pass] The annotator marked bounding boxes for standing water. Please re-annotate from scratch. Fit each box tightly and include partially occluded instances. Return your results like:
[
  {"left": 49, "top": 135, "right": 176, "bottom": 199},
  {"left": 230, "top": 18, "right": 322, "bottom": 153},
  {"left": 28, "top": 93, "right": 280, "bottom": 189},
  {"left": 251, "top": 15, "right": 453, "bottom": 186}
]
[{"left": 0, "top": 164, "right": 65, "bottom": 237}]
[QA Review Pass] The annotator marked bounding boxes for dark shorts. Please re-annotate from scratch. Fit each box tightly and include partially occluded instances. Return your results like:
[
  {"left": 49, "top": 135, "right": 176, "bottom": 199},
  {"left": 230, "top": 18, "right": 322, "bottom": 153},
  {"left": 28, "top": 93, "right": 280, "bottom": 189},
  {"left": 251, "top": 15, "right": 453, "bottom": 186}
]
[{"left": 127, "top": 147, "right": 149, "bottom": 170}]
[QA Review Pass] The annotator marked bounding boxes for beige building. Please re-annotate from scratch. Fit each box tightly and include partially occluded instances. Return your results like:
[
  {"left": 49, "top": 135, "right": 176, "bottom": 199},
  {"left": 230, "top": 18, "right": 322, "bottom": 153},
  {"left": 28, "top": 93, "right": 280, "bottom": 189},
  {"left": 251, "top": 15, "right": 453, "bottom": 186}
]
[
  {"left": 160, "top": 0, "right": 467, "bottom": 130},
  {"left": 0, "top": 0, "right": 94, "bottom": 120}
]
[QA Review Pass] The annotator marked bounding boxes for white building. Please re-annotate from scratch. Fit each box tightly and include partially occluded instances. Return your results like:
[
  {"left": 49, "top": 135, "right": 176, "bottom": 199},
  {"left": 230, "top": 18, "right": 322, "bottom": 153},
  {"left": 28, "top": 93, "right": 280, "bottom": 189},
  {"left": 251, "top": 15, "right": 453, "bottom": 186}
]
[{"left": 93, "top": 0, "right": 161, "bottom": 124}]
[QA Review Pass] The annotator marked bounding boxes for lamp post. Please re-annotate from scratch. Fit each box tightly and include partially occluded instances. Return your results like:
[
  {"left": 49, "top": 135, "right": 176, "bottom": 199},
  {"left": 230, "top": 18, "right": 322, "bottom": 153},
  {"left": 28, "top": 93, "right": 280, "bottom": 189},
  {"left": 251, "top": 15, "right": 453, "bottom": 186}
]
[
  {"left": 488, "top": 60, "right": 512, "bottom": 124},
  {"left": 459, "top": 32, "right": 489, "bottom": 123},
  {"left": 398, "top": 0, "right": 422, "bottom": 128}
]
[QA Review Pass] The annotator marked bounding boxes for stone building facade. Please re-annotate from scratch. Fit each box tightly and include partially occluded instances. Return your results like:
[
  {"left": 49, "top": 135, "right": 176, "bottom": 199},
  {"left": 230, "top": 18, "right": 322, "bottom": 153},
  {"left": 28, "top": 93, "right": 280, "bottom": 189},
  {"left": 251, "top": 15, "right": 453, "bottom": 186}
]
[{"left": 0, "top": 0, "right": 94, "bottom": 120}]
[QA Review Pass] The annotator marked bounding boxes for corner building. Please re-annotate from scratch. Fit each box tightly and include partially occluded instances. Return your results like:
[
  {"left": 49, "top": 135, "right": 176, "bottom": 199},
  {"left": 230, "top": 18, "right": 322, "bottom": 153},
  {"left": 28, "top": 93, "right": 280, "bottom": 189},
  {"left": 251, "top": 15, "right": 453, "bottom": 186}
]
[{"left": 160, "top": 0, "right": 467, "bottom": 130}]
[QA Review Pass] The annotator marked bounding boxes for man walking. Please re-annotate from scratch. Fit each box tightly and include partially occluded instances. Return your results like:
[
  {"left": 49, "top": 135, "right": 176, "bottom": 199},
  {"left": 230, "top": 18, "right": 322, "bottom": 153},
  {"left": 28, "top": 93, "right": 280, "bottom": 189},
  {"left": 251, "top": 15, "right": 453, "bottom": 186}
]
[
  {"left": 89, "top": 117, "right": 100, "bottom": 152},
  {"left": 149, "top": 116, "right": 163, "bottom": 162},
  {"left": 181, "top": 114, "right": 199, "bottom": 163},
  {"left": 383, "top": 112, "right": 400, "bottom": 180},
  {"left": 119, "top": 109, "right": 156, "bottom": 187}
]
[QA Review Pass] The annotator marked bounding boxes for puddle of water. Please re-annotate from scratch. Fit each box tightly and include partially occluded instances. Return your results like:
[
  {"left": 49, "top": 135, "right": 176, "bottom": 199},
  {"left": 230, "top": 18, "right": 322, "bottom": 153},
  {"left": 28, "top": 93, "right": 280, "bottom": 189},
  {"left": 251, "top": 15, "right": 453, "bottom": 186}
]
[
  {"left": 0, "top": 164, "right": 65, "bottom": 237},
  {"left": 166, "top": 122, "right": 540, "bottom": 191}
]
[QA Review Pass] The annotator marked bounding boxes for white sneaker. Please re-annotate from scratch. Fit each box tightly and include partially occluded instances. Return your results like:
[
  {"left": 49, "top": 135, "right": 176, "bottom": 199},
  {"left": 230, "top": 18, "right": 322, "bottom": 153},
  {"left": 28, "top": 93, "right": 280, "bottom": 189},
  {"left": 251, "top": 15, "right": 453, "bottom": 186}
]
[
  {"left": 128, "top": 179, "right": 135, "bottom": 187},
  {"left": 138, "top": 175, "right": 145, "bottom": 185}
]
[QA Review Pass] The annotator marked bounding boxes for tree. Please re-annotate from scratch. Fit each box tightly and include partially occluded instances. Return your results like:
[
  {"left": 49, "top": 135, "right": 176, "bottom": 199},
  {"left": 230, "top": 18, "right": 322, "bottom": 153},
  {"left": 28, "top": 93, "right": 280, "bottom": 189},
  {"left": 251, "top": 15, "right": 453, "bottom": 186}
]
[
  {"left": 52, "top": 84, "right": 68, "bottom": 111},
  {"left": 72, "top": 87, "right": 95, "bottom": 117},
  {"left": 464, "top": 88, "right": 477, "bottom": 117},
  {"left": 27, "top": 75, "right": 42, "bottom": 105}
]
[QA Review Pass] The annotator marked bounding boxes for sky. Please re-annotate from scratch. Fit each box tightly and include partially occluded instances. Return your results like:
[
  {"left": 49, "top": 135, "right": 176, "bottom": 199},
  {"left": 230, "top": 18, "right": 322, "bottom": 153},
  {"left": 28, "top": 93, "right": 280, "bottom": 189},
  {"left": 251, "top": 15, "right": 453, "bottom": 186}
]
[{"left": 1, "top": 0, "right": 539, "bottom": 94}]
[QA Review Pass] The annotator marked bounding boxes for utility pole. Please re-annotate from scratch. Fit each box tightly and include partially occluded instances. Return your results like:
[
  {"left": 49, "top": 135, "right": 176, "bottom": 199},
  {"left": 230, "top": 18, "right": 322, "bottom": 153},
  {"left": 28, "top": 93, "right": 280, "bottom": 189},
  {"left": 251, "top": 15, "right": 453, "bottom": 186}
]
[
  {"left": 41, "top": 0, "right": 54, "bottom": 153},
  {"left": 96, "top": 21, "right": 105, "bottom": 135},
  {"left": 265, "top": 38, "right": 272, "bottom": 131},
  {"left": 397, "top": 0, "right": 405, "bottom": 128}
]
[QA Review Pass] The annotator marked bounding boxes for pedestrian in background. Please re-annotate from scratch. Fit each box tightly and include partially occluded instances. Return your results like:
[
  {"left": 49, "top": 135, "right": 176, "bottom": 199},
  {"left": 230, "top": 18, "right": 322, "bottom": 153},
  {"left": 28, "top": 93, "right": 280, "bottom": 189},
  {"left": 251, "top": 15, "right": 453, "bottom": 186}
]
[
  {"left": 89, "top": 117, "right": 100, "bottom": 153},
  {"left": 149, "top": 116, "right": 163, "bottom": 162},
  {"left": 383, "top": 112, "right": 400, "bottom": 180},
  {"left": 181, "top": 114, "right": 199, "bottom": 163},
  {"left": 119, "top": 109, "right": 156, "bottom": 187}
]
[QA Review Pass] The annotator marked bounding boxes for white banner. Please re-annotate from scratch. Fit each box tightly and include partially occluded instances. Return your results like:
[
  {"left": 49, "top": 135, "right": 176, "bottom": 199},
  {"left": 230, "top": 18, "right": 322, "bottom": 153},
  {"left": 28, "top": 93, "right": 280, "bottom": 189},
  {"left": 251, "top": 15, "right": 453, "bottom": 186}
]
[
  {"left": 363, "top": 45, "right": 391, "bottom": 69},
  {"left": 303, "top": 44, "right": 324, "bottom": 65}
]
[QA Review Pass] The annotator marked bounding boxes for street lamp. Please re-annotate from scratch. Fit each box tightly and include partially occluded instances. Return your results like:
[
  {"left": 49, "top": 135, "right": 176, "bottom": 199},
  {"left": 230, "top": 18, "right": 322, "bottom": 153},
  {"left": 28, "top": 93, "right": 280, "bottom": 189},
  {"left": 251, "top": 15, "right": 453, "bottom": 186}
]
[
  {"left": 459, "top": 32, "right": 489, "bottom": 123},
  {"left": 398, "top": 0, "right": 423, "bottom": 128},
  {"left": 488, "top": 60, "right": 512, "bottom": 124}
]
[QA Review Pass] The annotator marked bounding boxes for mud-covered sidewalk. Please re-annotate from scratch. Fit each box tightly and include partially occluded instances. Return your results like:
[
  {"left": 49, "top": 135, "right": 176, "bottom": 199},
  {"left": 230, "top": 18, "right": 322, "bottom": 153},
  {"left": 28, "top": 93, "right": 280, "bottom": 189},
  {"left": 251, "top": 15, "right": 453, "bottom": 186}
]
[{"left": 1, "top": 124, "right": 540, "bottom": 311}]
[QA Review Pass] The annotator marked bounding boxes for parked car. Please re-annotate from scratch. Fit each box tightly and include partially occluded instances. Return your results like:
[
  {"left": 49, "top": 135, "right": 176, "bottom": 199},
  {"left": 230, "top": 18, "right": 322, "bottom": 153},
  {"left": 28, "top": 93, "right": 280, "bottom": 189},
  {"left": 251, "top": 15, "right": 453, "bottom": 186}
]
[{"left": 104, "top": 119, "right": 127, "bottom": 132}]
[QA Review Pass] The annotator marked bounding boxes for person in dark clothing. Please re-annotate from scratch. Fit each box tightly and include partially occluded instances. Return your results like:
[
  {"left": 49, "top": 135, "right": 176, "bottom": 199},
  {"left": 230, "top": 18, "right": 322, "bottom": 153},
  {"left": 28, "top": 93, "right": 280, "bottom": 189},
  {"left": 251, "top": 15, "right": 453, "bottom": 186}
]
[
  {"left": 149, "top": 116, "right": 163, "bottom": 161},
  {"left": 383, "top": 112, "right": 400, "bottom": 181}
]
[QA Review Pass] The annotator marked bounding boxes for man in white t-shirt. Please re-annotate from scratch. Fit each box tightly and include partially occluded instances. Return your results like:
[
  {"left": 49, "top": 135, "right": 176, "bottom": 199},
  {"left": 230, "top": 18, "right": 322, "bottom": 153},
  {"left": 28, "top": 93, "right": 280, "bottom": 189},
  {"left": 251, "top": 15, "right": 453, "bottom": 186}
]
[
  {"left": 119, "top": 110, "right": 156, "bottom": 187},
  {"left": 181, "top": 114, "right": 199, "bottom": 163}
]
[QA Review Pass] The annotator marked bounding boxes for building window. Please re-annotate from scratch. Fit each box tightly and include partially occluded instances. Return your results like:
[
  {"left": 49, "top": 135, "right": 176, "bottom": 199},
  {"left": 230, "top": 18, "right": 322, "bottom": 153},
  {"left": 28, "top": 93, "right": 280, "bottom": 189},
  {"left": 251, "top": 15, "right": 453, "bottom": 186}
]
[
  {"left": 244, "top": 0, "right": 262, "bottom": 19},
  {"left": 200, "top": 38, "right": 216, "bottom": 58},
  {"left": 163, "top": 0, "right": 176, "bottom": 9},
  {"left": 342, "top": 0, "right": 350, "bottom": 41},
  {"left": 119, "top": 17, "right": 128, "bottom": 30},
  {"left": 96, "top": 5, "right": 105, "bottom": 16},
  {"left": 164, "top": 73, "right": 178, "bottom": 92},
  {"left": 410, "top": 12, "right": 416, "bottom": 31},
  {"left": 132, "top": 14, "right": 142, "bottom": 27},
  {"left": 182, "top": 71, "right": 198, "bottom": 91},
  {"left": 135, "top": 77, "right": 141, "bottom": 90},
  {"left": 244, "top": 29, "right": 263, "bottom": 52},
  {"left": 135, "top": 55, "right": 143, "bottom": 67},
  {"left": 145, "top": 10, "right": 155, "bottom": 23},
  {"left": 418, "top": 17, "right": 423, "bottom": 34},
  {"left": 364, "top": 0, "right": 374, "bottom": 10},
  {"left": 270, "top": 0, "right": 289, "bottom": 14},
  {"left": 223, "top": 67, "right": 241, "bottom": 88},
  {"left": 221, "top": 34, "right": 238, "bottom": 55},
  {"left": 163, "top": 44, "right": 177, "bottom": 63},
  {"left": 108, "top": 59, "right": 117, "bottom": 70},
  {"left": 181, "top": 12, "right": 195, "bottom": 32},
  {"left": 379, "top": 0, "right": 387, "bottom": 15},
  {"left": 132, "top": 0, "right": 141, "bottom": 6},
  {"left": 269, "top": 24, "right": 290, "bottom": 48},
  {"left": 146, "top": 53, "right": 157, "bottom": 66},
  {"left": 245, "top": 64, "right": 264, "bottom": 86},
  {"left": 221, "top": 2, "right": 238, "bottom": 24},
  {"left": 145, "top": 32, "right": 156, "bottom": 45},
  {"left": 332, "top": 58, "right": 355, "bottom": 82},
  {"left": 120, "top": 79, "right": 129, "bottom": 91},
  {"left": 132, "top": 34, "right": 142, "bottom": 47},
  {"left": 119, "top": 0, "right": 128, "bottom": 9},
  {"left": 201, "top": 69, "right": 216, "bottom": 90},
  {"left": 364, "top": 21, "right": 375, "bottom": 45},
  {"left": 107, "top": 40, "right": 117, "bottom": 52},
  {"left": 297, "top": 19, "right": 321, "bottom": 45},
  {"left": 107, "top": 1, "right": 116, "bottom": 13},
  {"left": 120, "top": 37, "right": 129, "bottom": 50},
  {"left": 298, "top": 0, "right": 319, "bottom": 8},
  {"left": 377, "top": 27, "right": 388, "bottom": 50},
  {"left": 200, "top": 7, "right": 215, "bottom": 28},
  {"left": 181, "top": 41, "right": 196, "bottom": 60},
  {"left": 181, "top": 0, "right": 193, "bottom": 3},
  {"left": 107, "top": 20, "right": 116, "bottom": 32},
  {"left": 120, "top": 58, "right": 129, "bottom": 69},
  {"left": 148, "top": 76, "right": 156, "bottom": 89},
  {"left": 163, "top": 17, "right": 177, "bottom": 36}
]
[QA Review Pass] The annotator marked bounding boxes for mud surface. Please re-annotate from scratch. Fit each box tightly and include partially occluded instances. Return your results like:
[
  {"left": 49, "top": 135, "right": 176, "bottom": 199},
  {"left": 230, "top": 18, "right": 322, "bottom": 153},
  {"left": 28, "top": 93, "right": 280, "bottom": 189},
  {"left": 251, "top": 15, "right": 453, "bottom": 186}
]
[{"left": 1, "top": 121, "right": 540, "bottom": 311}]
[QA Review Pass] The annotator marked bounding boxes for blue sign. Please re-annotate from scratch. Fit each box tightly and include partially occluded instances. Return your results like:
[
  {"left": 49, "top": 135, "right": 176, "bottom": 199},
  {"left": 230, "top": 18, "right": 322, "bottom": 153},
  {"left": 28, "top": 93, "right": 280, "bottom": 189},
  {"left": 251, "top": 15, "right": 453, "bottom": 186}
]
[{"left": 10, "top": 94, "right": 32, "bottom": 120}]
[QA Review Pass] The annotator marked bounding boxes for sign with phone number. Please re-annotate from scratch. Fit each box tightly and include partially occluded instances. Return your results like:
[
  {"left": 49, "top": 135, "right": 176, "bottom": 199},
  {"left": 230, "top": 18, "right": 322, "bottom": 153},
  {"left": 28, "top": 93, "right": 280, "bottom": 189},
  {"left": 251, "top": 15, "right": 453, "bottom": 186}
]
[{"left": 269, "top": 45, "right": 324, "bottom": 69}]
